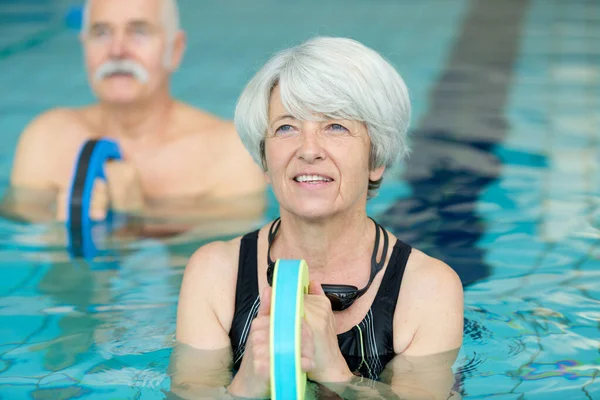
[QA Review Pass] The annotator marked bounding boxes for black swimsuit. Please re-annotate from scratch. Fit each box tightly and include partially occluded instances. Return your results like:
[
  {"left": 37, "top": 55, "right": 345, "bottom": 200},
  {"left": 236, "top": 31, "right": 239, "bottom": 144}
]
[{"left": 228, "top": 229, "right": 412, "bottom": 380}]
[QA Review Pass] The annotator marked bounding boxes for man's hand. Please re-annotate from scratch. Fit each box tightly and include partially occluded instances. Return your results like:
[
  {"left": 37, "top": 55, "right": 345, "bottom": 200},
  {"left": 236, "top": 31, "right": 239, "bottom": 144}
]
[
  {"left": 56, "top": 160, "right": 144, "bottom": 221},
  {"left": 104, "top": 160, "right": 144, "bottom": 213}
]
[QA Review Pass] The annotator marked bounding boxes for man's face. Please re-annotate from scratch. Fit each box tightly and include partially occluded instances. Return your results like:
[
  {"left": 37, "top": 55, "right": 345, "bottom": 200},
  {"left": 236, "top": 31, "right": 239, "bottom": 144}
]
[{"left": 82, "top": 0, "right": 179, "bottom": 105}]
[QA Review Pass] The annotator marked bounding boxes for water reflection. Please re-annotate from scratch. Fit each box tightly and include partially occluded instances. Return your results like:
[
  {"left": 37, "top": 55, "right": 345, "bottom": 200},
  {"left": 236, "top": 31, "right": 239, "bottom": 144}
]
[{"left": 167, "top": 341, "right": 462, "bottom": 400}]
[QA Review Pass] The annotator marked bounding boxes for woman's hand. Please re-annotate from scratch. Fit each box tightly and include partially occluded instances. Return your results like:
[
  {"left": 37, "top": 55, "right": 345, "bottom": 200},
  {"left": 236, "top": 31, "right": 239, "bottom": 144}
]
[
  {"left": 227, "top": 286, "right": 272, "bottom": 398},
  {"left": 304, "top": 280, "right": 354, "bottom": 383},
  {"left": 228, "top": 285, "right": 318, "bottom": 398}
]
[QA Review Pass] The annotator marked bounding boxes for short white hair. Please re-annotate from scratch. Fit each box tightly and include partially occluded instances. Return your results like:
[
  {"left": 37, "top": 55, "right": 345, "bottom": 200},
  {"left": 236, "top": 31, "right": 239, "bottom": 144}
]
[
  {"left": 234, "top": 37, "right": 411, "bottom": 196},
  {"left": 82, "top": 0, "right": 180, "bottom": 43}
]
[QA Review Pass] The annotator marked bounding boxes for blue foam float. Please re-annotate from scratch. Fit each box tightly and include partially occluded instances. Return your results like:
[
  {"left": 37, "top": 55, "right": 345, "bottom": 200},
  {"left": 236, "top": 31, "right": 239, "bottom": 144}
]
[
  {"left": 66, "top": 138, "right": 123, "bottom": 258},
  {"left": 270, "top": 259, "right": 309, "bottom": 400}
]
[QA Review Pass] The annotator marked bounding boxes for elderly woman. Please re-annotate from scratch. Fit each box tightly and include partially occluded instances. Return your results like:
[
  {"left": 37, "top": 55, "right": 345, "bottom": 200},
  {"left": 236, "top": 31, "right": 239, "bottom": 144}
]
[{"left": 174, "top": 37, "right": 463, "bottom": 398}]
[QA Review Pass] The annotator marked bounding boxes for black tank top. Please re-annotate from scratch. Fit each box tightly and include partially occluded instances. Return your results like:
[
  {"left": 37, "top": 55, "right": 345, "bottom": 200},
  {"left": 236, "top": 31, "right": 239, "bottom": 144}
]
[{"left": 229, "top": 229, "right": 412, "bottom": 380}]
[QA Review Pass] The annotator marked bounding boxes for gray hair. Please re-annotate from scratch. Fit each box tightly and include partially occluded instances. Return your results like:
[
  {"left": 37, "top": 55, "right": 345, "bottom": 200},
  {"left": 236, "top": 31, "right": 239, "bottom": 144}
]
[
  {"left": 82, "top": 0, "right": 180, "bottom": 66},
  {"left": 234, "top": 36, "right": 411, "bottom": 197}
]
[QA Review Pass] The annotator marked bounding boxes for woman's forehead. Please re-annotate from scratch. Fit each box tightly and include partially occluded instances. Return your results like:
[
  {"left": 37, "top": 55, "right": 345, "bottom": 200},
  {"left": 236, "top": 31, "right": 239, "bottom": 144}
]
[{"left": 268, "top": 86, "right": 361, "bottom": 125}]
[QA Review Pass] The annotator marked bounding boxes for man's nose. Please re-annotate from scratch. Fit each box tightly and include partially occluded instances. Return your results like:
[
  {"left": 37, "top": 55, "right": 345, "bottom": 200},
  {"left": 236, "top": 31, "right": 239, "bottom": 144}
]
[{"left": 108, "top": 33, "right": 127, "bottom": 58}]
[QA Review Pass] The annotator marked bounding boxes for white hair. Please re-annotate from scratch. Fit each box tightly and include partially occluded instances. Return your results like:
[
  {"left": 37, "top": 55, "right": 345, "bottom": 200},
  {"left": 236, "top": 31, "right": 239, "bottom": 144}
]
[
  {"left": 234, "top": 36, "right": 412, "bottom": 197},
  {"left": 82, "top": 0, "right": 180, "bottom": 66}
]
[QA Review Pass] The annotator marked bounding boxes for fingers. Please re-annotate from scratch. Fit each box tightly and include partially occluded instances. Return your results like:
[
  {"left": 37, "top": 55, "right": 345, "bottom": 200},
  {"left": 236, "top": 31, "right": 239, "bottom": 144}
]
[
  {"left": 104, "top": 161, "right": 144, "bottom": 212},
  {"left": 250, "top": 302, "right": 317, "bottom": 379},
  {"left": 252, "top": 357, "right": 270, "bottom": 380},
  {"left": 90, "top": 179, "right": 109, "bottom": 220},
  {"left": 308, "top": 280, "right": 325, "bottom": 295},
  {"left": 257, "top": 286, "right": 272, "bottom": 317},
  {"left": 55, "top": 190, "right": 68, "bottom": 221},
  {"left": 250, "top": 315, "right": 270, "bottom": 333},
  {"left": 248, "top": 287, "right": 272, "bottom": 379},
  {"left": 305, "top": 280, "right": 332, "bottom": 314},
  {"left": 57, "top": 160, "right": 141, "bottom": 222},
  {"left": 301, "top": 322, "right": 315, "bottom": 371},
  {"left": 246, "top": 315, "right": 271, "bottom": 380},
  {"left": 56, "top": 178, "right": 109, "bottom": 221},
  {"left": 301, "top": 356, "right": 315, "bottom": 372}
]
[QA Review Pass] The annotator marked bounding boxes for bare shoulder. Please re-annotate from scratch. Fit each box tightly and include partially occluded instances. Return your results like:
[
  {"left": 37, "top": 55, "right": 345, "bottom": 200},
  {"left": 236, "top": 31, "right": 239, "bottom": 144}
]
[
  {"left": 20, "top": 108, "right": 85, "bottom": 139},
  {"left": 173, "top": 102, "right": 242, "bottom": 144},
  {"left": 383, "top": 231, "right": 462, "bottom": 307},
  {"left": 185, "top": 237, "right": 241, "bottom": 277},
  {"left": 393, "top": 248, "right": 464, "bottom": 354},
  {"left": 18, "top": 106, "right": 98, "bottom": 148},
  {"left": 403, "top": 249, "right": 463, "bottom": 298},
  {"left": 176, "top": 236, "right": 244, "bottom": 347},
  {"left": 171, "top": 102, "right": 265, "bottom": 195},
  {"left": 11, "top": 107, "right": 93, "bottom": 188},
  {"left": 173, "top": 101, "right": 231, "bottom": 134},
  {"left": 181, "top": 236, "right": 243, "bottom": 300},
  {"left": 382, "top": 231, "right": 463, "bottom": 308},
  {"left": 31, "top": 107, "right": 80, "bottom": 124}
]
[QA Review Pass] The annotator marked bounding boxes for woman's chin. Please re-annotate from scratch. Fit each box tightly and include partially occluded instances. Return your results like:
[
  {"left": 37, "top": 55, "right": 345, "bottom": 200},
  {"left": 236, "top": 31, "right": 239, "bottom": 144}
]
[{"left": 285, "top": 203, "right": 340, "bottom": 221}]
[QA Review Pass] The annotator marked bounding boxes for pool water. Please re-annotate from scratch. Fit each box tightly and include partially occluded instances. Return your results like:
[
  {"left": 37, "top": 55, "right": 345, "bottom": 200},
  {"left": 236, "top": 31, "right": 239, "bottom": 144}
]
[{"left": 0, "top": 0, "right": 599, "bottom": 399}]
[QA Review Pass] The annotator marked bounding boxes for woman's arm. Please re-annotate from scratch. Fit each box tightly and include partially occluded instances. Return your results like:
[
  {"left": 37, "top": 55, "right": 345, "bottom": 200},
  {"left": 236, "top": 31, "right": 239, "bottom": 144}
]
[
  {"left": 319, "top": 349, "right": 462, "bottom": 400},
  {"left": 170, "top": 241, "right": 239, "bottom": 398},
  {"left": 397, "top": 254, "right": 464, "bottom": 356},
  {"left": 390, "top": 254, "right": 464, "bottom": 398},
  {"left": 319, "top": 254, "right": 464, "bottom": 399}
]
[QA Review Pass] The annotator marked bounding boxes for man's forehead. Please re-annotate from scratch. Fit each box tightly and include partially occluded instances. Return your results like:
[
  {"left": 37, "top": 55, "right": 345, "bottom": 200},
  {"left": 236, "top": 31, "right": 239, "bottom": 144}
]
[{"left": 88, "top": 0, "right": 163, "bottom": 23}]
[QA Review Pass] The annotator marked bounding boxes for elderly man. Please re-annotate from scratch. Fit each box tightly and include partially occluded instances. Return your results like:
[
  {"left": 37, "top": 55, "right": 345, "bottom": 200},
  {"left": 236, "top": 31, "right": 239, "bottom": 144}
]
[{"left": 4, "top": 0, "right": 266, "bottom": 223}]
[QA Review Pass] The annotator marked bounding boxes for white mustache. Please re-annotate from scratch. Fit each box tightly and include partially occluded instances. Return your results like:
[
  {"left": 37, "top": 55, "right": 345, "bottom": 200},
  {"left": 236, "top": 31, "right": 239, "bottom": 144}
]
[{"left": 93, "top": 59, "right": 150, "bottom": 83}]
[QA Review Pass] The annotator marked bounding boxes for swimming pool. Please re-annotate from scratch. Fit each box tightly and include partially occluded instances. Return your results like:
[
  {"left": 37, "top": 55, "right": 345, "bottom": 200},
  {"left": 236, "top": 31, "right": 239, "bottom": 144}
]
[{"left": 0, "top": 0, "right": 598, "bottom": 399}]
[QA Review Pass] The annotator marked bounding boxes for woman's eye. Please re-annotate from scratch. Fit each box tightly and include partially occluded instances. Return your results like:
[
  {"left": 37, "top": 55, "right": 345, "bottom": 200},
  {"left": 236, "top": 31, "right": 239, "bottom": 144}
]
[
  {"left": 275, "top": 124, "right": 295, "bottom": 134},
  {"left": 328, "top": 123, "right": 348, "bottom": 132}
]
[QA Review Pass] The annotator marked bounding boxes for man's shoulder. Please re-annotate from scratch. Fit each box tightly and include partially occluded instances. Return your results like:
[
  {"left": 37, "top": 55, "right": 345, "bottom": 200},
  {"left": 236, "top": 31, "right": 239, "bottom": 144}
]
[
  {"left": 173, "top": 102, "right": 235, "bottom": 138},
  {"left": 17, "top": 106, "right": 97, "bottom": 160},
  {"left": 169, "top": 102, "right": 265, "bottom": 194},
  {"left": 11, "top": 107, "right": 97, "bottom": 188},
  {"left": 172, "top": 102, "right": 249, "bottom": 159},
  {"left": 30, "top": 106, "right": 90, "bottom": 125},
  {"left": 22, "top": 107, "right": 94, "bottom": 142}
]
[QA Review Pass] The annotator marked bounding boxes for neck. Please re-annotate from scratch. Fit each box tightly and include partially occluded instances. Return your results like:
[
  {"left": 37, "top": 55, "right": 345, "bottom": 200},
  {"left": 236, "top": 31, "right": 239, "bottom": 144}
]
[
  {"left": 98, "top": 89, "right": 175, "bottom": 142},
  {"left": 272, "top": 210, "right": 375, "bottom": 281}
]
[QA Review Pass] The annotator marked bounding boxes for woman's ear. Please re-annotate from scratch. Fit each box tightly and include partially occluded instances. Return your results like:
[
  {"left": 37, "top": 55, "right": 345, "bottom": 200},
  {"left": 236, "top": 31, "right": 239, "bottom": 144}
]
[
  {"left": 260, "top": 140, "right": 269, "bottom": 180},
  {"left": 369, "top": 165, "right": 385, "bottom": 181}
]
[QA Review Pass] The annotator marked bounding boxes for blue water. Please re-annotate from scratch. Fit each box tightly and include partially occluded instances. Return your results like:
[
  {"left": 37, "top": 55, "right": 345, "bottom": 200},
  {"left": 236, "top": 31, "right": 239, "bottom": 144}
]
[{"left": 0, "top": 0, "right": 599, "bottom": 399}]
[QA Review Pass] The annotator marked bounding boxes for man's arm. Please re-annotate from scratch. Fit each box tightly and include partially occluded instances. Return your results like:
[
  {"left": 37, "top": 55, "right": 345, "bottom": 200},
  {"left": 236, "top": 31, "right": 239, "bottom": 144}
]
[
  {"left": 10, "top": 109, "right": 72, "bottom": 190},
  {"left": 1, "top": 110, "right": 70, "bottom": 222},
  {"left": 0, "top": 186, "right": 57, "bottom": 222},
  {"left": 4, "top": 109, "right": 146, "bottom": 222}
]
